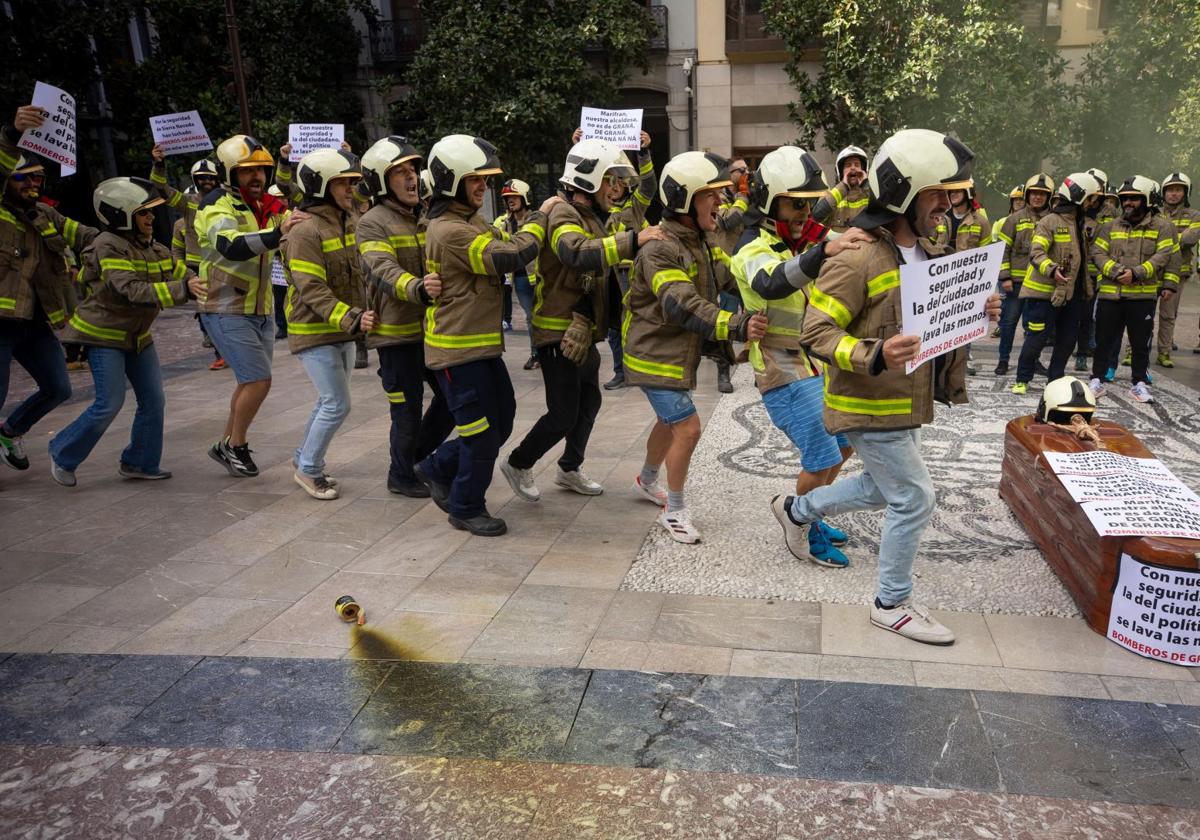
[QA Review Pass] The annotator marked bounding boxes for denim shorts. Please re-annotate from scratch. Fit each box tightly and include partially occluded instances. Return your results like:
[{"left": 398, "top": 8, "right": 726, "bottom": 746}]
[
  {"left": 200, "top": 314, "right": 274, "bottom": 384},
  {"left": 761, "top": 376, "right": 848, "bottom": 472},
  {"left": 640, "top": 386, "right": 697, "bottom": 424}
]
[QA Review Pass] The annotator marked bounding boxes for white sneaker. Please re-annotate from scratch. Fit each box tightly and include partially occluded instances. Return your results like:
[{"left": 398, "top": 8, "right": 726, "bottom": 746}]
[
  {"left": 870, "top": 600, "right": 955, "bottom": 646},
  {"left": 555, "top": 467, "right": 603, "bottom": 496},
  {"left": 657, "top": 508, "right": 701, "bottom": 544},
  {"left": 50, "top": 461, "right": 76, "bottom": 487},
  {"left": 500, "top": 457, "right": 540, "bottom": 501},
  {"left": 1087, "top": 377, "right": 1104, "bottom": 399},
  {"left": 770, "top": 494, "right": 806, "bottom": 560},
  {"left": 294, "top": 470, "right": 338, "bottom": 500},
  {"left": 633, "top": 475, "right": 668, "bottom": 506},
  {"left": 1130, "top": 382, "right": 1154, "bottom": 403}
]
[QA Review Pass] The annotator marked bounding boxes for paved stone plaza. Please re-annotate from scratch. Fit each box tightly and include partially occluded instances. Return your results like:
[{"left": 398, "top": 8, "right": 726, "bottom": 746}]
[{"left": 2, "top": 301, "right": 1199, "bottom": 837}]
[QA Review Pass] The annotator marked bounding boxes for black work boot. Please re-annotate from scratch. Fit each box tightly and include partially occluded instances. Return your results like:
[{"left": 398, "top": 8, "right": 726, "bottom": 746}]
[
  {"left": 716, "top": 360, "right": 733, "bottom": 394},
  {"left": 414, "top": 463, "right": 450, "bottom": 512},
  {"left": 448, "top": 512, "right": 507, "bottom": 537},
  {"left": 388, "top": 474, "right": 431, "bottom": 498}
]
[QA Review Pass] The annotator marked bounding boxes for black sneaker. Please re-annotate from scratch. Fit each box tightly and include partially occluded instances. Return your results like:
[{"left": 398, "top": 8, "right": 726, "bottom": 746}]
[
  {"left": 603, "top": 372, "right": 625, "bottom": 390},
  {"left": 523, "top": 355, "right": 540, "bottom": 371},
  {"left": 119, "top": 463, "right": 172, "bottom": 480},
  {"left": 717, "top": 367, "right": 733, "bottom": 393},
  {"left": 0, "top": 429, "right": 30, "bottom": 470},
  {"left": 449, "top": 512, "right": 507, "bottom": 537},
  {"left": 414, "top": 463, "right": 451, "bottom": 512},
  {"left": 993, "top": 361, "right": 1009, "bottom": 376},
  {"left": 388, "top": 474, "right": 431, "bottom": 498},
  {"left": 227, "top": 442, "right": 258, "bottom": 476}
]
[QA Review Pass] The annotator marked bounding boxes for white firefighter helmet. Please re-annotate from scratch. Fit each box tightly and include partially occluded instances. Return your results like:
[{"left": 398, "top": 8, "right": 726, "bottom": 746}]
[
  {"left": 1162, "top": 171, "right": 1191, "bottom": 204},
  {"left": 361, "top": 135, "right": 422, "bottom": 198},
  {"left": 295, "top": 148, "right": 362, "bottom": 200},
  {"left": 835, "top": 145, "right": 868, "bottom": 179},
  {"left": 500, "top": 178, "right": 532, "bottom": 206},
  {"left": 1023, "top": 173, "right": 1055, "bottom": 201},
  {"left": 1118, "top": 175, "right": 1161, "bottom": 207},
  {"left": 93, "top": 177, "right": 165, "bottom": 231},
  {"left": 751, "top": 145, "right": 827, "bottom": 217},
  {"left": 1086, "top": 167, "right": 1108, "bottom": 192},
  {"left": 189, "top": 158, "right": 219, "bottom": 189},
  {"left": 658, "top": 151, "right": 732, "bottom": 214},
  {"left": 865, "top": 129, "right": 973, "bottom": 217},
  {"left": 427, "top": 134, "right": 502, "bottom": 199},
  {"left": 419, "top": 168, "right": 434, "bottom": 201},
  {"left": 1038, "top": 376, "right": 1097, "bottom": 424},
  {"left": 1056, "top": 172, "right": 1103, "bottom": 206},
  {"left": 214, "top": 134, "right": 274, "bottom": 188},
  {"left": 560, "top": 138, "right": 636, "bottom": 194}
]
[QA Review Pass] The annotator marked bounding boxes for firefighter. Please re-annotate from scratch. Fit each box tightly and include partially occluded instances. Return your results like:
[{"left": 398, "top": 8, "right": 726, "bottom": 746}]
[
  {"left": 602, "top": 130, "right": 656, "bottom": 389},
  {"left": 47, "top": 178, "right": 205, "bottom": 486},
  {"left": 500, "top": 138, "right": 662, "bottom": 504},
  {"left": 1089, "top": 176, "right": 1180, "bottom": 403},
  {"left": 994, "top": 173, "right": 1054, "bottom": 376},
  {"left": 623, "top": 151, "right": 767, "bottom": 543},
  {"left": 357, "top": 135, "right": 453, "bottom": 497},
  {"left": 0, "top": 105, "right": 99, "bottom": 472},
  {"left": 1011, "top": 172, "right": 1104, "bottom": 395},
  {"left": 196, "top": 134, "right": 306, "bottom": 477},
  {"left": 413, "top": 135, "right": 547, "bottom": 537},
  {"left": 153, "top": 151, "right": 227, "bottom": 368},
  {"left": 812, "top": 145, "right": 870, "bottom": 233},
  {"left": 493, "top": 179, "right": 540, "bottom": 370},
  {"left": 774, "top": 128, "right": 1001, "bottom": 646},
  {"left": 282, "top": 149, "right": 375, "bottom": 499},
  {"left": 1158, "top": 172, "right": 1200, "bottom": 366},
  {"left": 730, "top": 145, "right": 859, "bottom": 567}
]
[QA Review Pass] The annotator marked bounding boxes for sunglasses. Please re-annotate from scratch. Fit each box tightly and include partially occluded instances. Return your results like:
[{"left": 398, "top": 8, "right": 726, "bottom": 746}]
[{"left": 12, "top": 171, "right": 45, "bottom": 183}]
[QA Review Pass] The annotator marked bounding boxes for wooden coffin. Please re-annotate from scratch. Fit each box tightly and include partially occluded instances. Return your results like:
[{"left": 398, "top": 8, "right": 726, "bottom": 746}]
[{"left": 998, "top": 415, "right": 1200, "bottom": 635}]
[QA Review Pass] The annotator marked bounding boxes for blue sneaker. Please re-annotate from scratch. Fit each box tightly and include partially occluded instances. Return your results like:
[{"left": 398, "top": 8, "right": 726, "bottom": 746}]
[
  {"left": 1103, "top": 367, "right": 1116, "bottom": 383},
  {"left": 817, "top": 520, "right": 848, "bottom": 547},
  {"left": 807, "top": 519, "right": 849, "bottom": 568}
]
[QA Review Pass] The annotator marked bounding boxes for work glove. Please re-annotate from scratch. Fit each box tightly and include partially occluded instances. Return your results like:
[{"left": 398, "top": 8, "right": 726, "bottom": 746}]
[
  {"left": 1050, "top": 284, "right": 1068, "bottom": 307},
  {"left": 559, "top": 311, "right": 593, "bottom": 365}
]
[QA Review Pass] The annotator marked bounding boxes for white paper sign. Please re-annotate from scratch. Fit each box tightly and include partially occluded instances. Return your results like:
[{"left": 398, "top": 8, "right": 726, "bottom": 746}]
[
  {"left": 1107, "top": 554, "right": 1200, "bottom": 666},
  {"left": 149, "top": 110, "right": 212, "bottom": 156},
  {"left": 1043, "top": 450, "right": 1200, "bottom": 538},
  {"left": 901, "top": 242, "right": 1003, "bottom": 374},
  {"left": 287, "top": 123, "right": 344, "bottom": 162},
  {"left": 579, "top": 107, "right": 643, "bottom": 151},
  {"left": 270, "top": 257, "right": 288, "bottom": 287},
  {"left": 19, "top": 81, "right": 76, "bottom": 176}
]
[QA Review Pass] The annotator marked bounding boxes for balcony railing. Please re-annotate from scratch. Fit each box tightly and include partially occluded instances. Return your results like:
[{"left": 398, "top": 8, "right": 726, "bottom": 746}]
[{"left": 648, "top": 4, "right": 668, "bottom": 51}]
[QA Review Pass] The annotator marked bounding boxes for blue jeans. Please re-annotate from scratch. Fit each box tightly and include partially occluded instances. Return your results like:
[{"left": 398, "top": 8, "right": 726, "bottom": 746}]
[
  {"left": 788, "top": 428, "right": 935, "bottom": 605},
  {"left": 996, "top": 287, "right": 1027, "bottom": 364},
  {"left": 513, "top": 273, "right": 535, "bottom": 354},
  {"left": 295, "top": 342, "right": 354, "bottom": 477},
  {"left": 49, "top": 345, "right": 165, "bottom": 472},
  {"left": 0, "top": 316, "right": 72, "bottom": 436}
]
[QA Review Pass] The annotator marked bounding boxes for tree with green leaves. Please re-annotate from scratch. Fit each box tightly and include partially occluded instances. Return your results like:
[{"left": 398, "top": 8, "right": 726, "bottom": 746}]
[
  {"left": 398, "top": 0, "right": 655, "bottom": 191},
  {"left": 1076, "top": 0, "right": 1200, "bottom": 181},
  {"left": 762, "top": 0, "right": 1072, "bottom": 212}
]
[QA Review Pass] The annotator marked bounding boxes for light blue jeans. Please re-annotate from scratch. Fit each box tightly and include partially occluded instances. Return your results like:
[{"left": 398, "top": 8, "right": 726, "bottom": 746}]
[
  {"left": 788, "top": 428, "right": 935, "bottom": 605},
  {"left": 295, "top": 341, "right": 354, "bottom": 477}
]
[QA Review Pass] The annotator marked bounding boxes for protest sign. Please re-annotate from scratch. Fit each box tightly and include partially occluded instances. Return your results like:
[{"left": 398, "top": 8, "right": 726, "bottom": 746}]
[
  {"left": 270, "top": 257, "right": 288, "bottom": 287},
  {"left": 1042, "top": 450, "right": 1200, "bottom": 538},
  {"left": 900, "top": 242, "right": 1003, "bottom": 374},
  {"left": 579, "top": 107, "right": 643, "bottom": 151},
  {"left": 150, "top": 110, "right": 212, "bottom": 156},
  {"left": 287, "top": 124, "right": 344, "bottom": 162},
  {"left": 19, "top": 81, "right": 76, "bottom": 176},
  {"left": 1108, "top": 554, "right": 1200, "bottom": 666}
]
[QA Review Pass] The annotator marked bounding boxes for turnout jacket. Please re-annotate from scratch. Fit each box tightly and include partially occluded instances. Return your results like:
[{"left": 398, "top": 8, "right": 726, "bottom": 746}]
[
  {"left": 282, "top": 202, "right": 368, "bottom": 353},
  {"left": 194, "top": 187, "right": 286, "bottom": 316},
  {"left": 1021, "top": 208, "right": 1087, "bottom": 302},
  {"left": 422, "top": 200, "right": 546, "bottom": 370},
  {"left": 0, "top": 128, "right": 98, "bottom": 326},
  {"left": 996, "top": 205, "right": 1048, "bottom": 286},
  {"left": 1164, "top": 203, "right": 1200, "bottom": 279},
  {"left": 150, "top": 161, "right": 202, "bottom": 270},
  {"left": 606, "top": 147, "right": 655, "bottom": 272},
  {"left": 358, "top": 198, "right": 428, "bottom": 349},
  {"left": 532, "top": 200, "right": 635, "bottom": 348},
  {"left": 813, "top": 180, "right": 869, "bottom": 232},
  {"left": 492, "top": 210, "right": 540, "bottom": 282},
  {"left": 800, "top": 229, "right": 968, "bottom": 435},
  {"left": 60, "top": 231, "right": 191, "bottom": 352},
  {"left": 1090, "top": 212, "right": 1180, "bottom": 301},
  {"left": 730, "top": 224, "right": 822, "bottom": 394},
  {"left": 932, "top": 206, "right": 991, "bottom": 251},
  {"left": 622, "top": 218, "right": 752, "bottom": 391}
]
